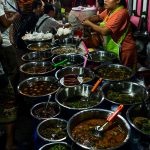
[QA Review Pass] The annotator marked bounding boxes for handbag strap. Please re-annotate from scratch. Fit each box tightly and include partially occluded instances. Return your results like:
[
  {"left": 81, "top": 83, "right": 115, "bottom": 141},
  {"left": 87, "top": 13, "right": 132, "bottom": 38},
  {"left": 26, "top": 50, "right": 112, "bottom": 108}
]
[{"left": 35, "top": 16, "right": 50, "bottom": 31}]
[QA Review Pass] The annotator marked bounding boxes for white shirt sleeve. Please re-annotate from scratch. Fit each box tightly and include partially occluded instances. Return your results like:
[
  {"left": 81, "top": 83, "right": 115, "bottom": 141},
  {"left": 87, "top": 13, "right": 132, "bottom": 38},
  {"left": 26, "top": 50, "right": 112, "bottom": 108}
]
[{"left": 0, "top": 3, "right": 5, "bottom": 16}]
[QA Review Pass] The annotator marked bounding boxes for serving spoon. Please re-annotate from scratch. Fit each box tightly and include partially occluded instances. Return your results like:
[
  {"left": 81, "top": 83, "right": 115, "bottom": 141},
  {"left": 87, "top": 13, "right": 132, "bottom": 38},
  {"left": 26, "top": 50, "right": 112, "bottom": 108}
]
[
  {"left": 44, "top": 94, "right": 52, "bottom": 113},
  {"left": 86, "top": 78, "right": 103, "bottom": 101},
  {"left": 53, "top": 59, "right": 68, "bottom": 68},
  {"left": 94, "top": 104, "right": 124, "bottom": 137}
]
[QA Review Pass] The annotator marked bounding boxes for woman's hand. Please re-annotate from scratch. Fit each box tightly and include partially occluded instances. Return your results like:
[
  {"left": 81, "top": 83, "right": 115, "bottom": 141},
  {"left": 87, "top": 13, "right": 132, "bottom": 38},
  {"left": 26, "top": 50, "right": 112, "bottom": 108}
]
[{"left": 82, "top": 19, "right": 92, "bottom": 27}]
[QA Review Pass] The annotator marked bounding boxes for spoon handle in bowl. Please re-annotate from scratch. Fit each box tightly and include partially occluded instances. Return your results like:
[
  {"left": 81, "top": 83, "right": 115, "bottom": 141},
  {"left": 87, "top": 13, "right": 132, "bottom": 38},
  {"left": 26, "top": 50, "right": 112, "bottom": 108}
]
[
  {"left": 45, "top": 94, "right": 52, "bottom": 111},
  {"left": 53, "top": 59, "right": 68, "bottom": 68},
  {"left": 96, "top": 104, "right": 124, "bottom": 132},
  {"left": 107, "top": 104, "right": 124, "bottom": 122},
  {"left": 91, "top": 78, "right": 103, "bottom": 93}
]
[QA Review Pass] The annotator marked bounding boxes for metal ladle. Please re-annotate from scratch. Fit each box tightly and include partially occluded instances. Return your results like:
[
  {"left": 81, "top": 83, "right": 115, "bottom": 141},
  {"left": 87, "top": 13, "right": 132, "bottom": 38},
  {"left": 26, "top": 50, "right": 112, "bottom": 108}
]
[
  {"left": 44, "top": 94, "right": 52, "bottom": 112},
  {"left": 94, "top": 104, "right": 124, "bottom": 137}
]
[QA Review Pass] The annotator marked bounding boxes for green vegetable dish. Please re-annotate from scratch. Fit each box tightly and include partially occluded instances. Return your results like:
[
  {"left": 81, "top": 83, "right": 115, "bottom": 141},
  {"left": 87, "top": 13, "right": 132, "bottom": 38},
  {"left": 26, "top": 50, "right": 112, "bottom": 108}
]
[
  {"left": 42, "top": 143, "right": 70, "bottom": 150},
  {"left": 133, "top": 117, "right": 150, "bottom": 134},
  {"left": 63, "top": 95, "right": 100, "bottom": 108},
  {"left": 106, "top": 89, "right": 142, "bottom": 104},
  {"left": 97, "top": 66, "right": 132, "bottom": 80}
]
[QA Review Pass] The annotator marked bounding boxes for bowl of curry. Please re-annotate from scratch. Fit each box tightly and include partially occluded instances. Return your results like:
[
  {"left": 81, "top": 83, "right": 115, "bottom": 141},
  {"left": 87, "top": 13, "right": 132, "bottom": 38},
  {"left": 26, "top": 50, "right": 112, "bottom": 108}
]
[
  {"left": 51, "top": 45, "right": 85, "bottom": 55},
  {"left": 37, "top": 118, "right": 67, "bottom": 142},
  {"left": 27, "top": 42, "right": 52, "bottom": 52},
  {"left": 67, "top": 109, "right": 131, "bottom": 150},
  {"left": 21, "top": 51, "right": 53, "bottom": 62},
  {"left": 19, "top": 61, "right": 56, "bottom": 76},
  {"left": 17, "top": 76, "right": 60, "bottom": 97},
  {"left": 95, "top": 64, "right": 134, "bottom": 82},
  {"left": 126, "top": 103, "right": 150, "bottom": 138}
]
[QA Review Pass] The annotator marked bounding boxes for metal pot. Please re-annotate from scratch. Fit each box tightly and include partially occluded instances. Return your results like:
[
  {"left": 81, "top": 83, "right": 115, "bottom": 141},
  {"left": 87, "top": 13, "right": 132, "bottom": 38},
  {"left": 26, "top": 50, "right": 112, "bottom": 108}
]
[
  {"left": 37, "top": 118, "right": 67, "bottom": 143},
  {"left": 27, "top": 42, "right": 52, "bottom": 51},
  {"left": 126, "top": 103, "right": 150, "bottom": 138},
  {"left": 52, "top": 54, "right": 84, "bottom": 67},
  {"left": 30, "top": 101, "right": 61, "bottom": 121},
  {"left": 67, "top": 109, "right": 131, "bottom": 150},
  {"left": 21, "top": 51, "right": 53, "bottom": 62},
  {"left": 17, "top": 76, "right": 60, "bottom": 98},
  {"left": 55, "top": 84, "right": 104, "bottom": 118},
  {"left": 51, "top": 45, "right": 85, "bottom": 55},
  {"left": 102, "top": 81, "right": 149, "bottom": 106},
  {"left": 39, "top": 142, "right": 71, "bottom": 150},
  {"left": 88, "top": 50, "right": 117, "bottom": 63},
  {"left": 95, "top": 64, "right": 134, "bottom": 82},
  {"left": 19, "top": 61, "right": 56, "bottom": 76},
  {"left": 55, "top": 67, "right": 95, "bottom": 84}
]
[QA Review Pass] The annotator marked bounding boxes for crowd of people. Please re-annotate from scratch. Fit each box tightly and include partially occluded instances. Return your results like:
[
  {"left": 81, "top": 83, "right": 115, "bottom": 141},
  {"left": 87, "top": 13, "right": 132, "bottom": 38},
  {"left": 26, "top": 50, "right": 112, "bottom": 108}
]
[{"left": 0, "top": 0, "right": 138, "bottom": 150}]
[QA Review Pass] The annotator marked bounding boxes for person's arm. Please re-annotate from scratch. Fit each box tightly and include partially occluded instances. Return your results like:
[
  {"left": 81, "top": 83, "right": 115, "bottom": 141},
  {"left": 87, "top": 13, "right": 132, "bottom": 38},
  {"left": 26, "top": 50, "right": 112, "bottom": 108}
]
[
  {"left": 82, "top": 19, "right": 111, "bottom": 35},
  {"left": 0, "top": 30, "right": 2, "bottom": 45},
  {"left": 87, "top": 15, "right": 102, "bottom": 23},
  {"left": 0, "top": 12, "right": 19, "bottom": 28}
]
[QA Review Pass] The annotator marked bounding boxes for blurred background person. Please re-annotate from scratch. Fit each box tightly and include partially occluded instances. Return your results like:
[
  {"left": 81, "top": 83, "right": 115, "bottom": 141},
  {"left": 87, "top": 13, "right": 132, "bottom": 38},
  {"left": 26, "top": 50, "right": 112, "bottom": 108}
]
[{"left": 36, "top": 3, "right": 62, "bottom": 33}]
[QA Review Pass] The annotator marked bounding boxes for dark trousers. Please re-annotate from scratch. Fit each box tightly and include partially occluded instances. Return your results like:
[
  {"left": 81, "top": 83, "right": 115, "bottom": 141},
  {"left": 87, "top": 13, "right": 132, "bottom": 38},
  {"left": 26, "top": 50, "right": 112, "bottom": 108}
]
[{"left": 0, "top": 45, "right": 19, "bottom": 89}]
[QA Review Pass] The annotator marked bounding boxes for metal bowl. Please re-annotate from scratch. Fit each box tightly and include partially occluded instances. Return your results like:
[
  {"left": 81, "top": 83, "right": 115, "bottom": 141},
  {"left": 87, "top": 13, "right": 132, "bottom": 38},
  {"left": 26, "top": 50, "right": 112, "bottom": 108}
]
[
  {"left": 67, "top": 109, "right": 131, "bottom": 150},
  {"left": 37, "top": 118, "right": 67, "bottom": 142},
  {"left": 19, "top": 61, "right": 56, "bottom": 76},
  {"left": 21, "top": 51, "right": 53, "bottom": 62},
  {"left": 17, "top": 76, "right": 60, "bottom": 97},
  {"left": 39, "top": 142, "right": 71, "bottom": 150},
  {"left": 51, "top": 45, "right": 85, "bottom": 55},
  {"left": 55, "top": 84, "right": 103, "bottom": 111},
  {"left": 52, "top": 54, "right": 84, "bottom": 67},
  {"left": 27, "top": 42, "right": 52, "bottom": 51},
  {"left": 102, "top": 81, "right": 149, "bottom": 106},
  {"left": 88, "top": 50, "right": 117, "bottom": 63},
  {"left": 95, "top": 64, "right": 134, "bottom": 82},
  {"left": 55, "top": 67, "right": 95, "bottom": 84},
  {"left": 30, "top": 101, "right": 61, "bottom": 121},
  {"left": 126, "top": 103, "right": 150, "bottom": 138}
]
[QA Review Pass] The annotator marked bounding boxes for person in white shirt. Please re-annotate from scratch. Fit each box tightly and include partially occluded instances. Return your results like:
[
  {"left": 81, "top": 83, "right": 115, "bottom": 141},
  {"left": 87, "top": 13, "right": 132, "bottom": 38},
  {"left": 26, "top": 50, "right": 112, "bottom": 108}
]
[
  {"left": 0, "top": 0, "right": 19, "bottom": 86},
  {"left": 36, "top": 3, "right": 65, "bottom": 33},
  {"left": 0, "top": 1, "right": 19, "bottom": 149}
]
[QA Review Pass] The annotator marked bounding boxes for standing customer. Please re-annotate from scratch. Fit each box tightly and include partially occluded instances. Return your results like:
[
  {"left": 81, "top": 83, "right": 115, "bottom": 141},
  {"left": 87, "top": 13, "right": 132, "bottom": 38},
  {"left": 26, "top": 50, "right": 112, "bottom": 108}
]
[
  {"left": 36, "top": 3, "right": 69, "bottom": 33},
  {"left": 0, "top": 0, "right": 19, "bottom": 149},
  {"left": 13, "top": 0, "right": 45, "bottom": 49},
  {"left": 0, "top": 62, "right": 17, "bottom": 150},
  {"left": 82, "top": 0, "right": 137, "bottom": 70},
  {"left": 0, "top": 0, "right": 20, "bottom": 89}
]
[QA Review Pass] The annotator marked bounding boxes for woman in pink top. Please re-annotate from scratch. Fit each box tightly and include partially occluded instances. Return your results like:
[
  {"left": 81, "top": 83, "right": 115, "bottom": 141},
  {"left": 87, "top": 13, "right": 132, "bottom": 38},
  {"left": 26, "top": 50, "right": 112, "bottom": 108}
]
[{"left": 82, "top": 0, "right": 137, "bottom": 70}]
